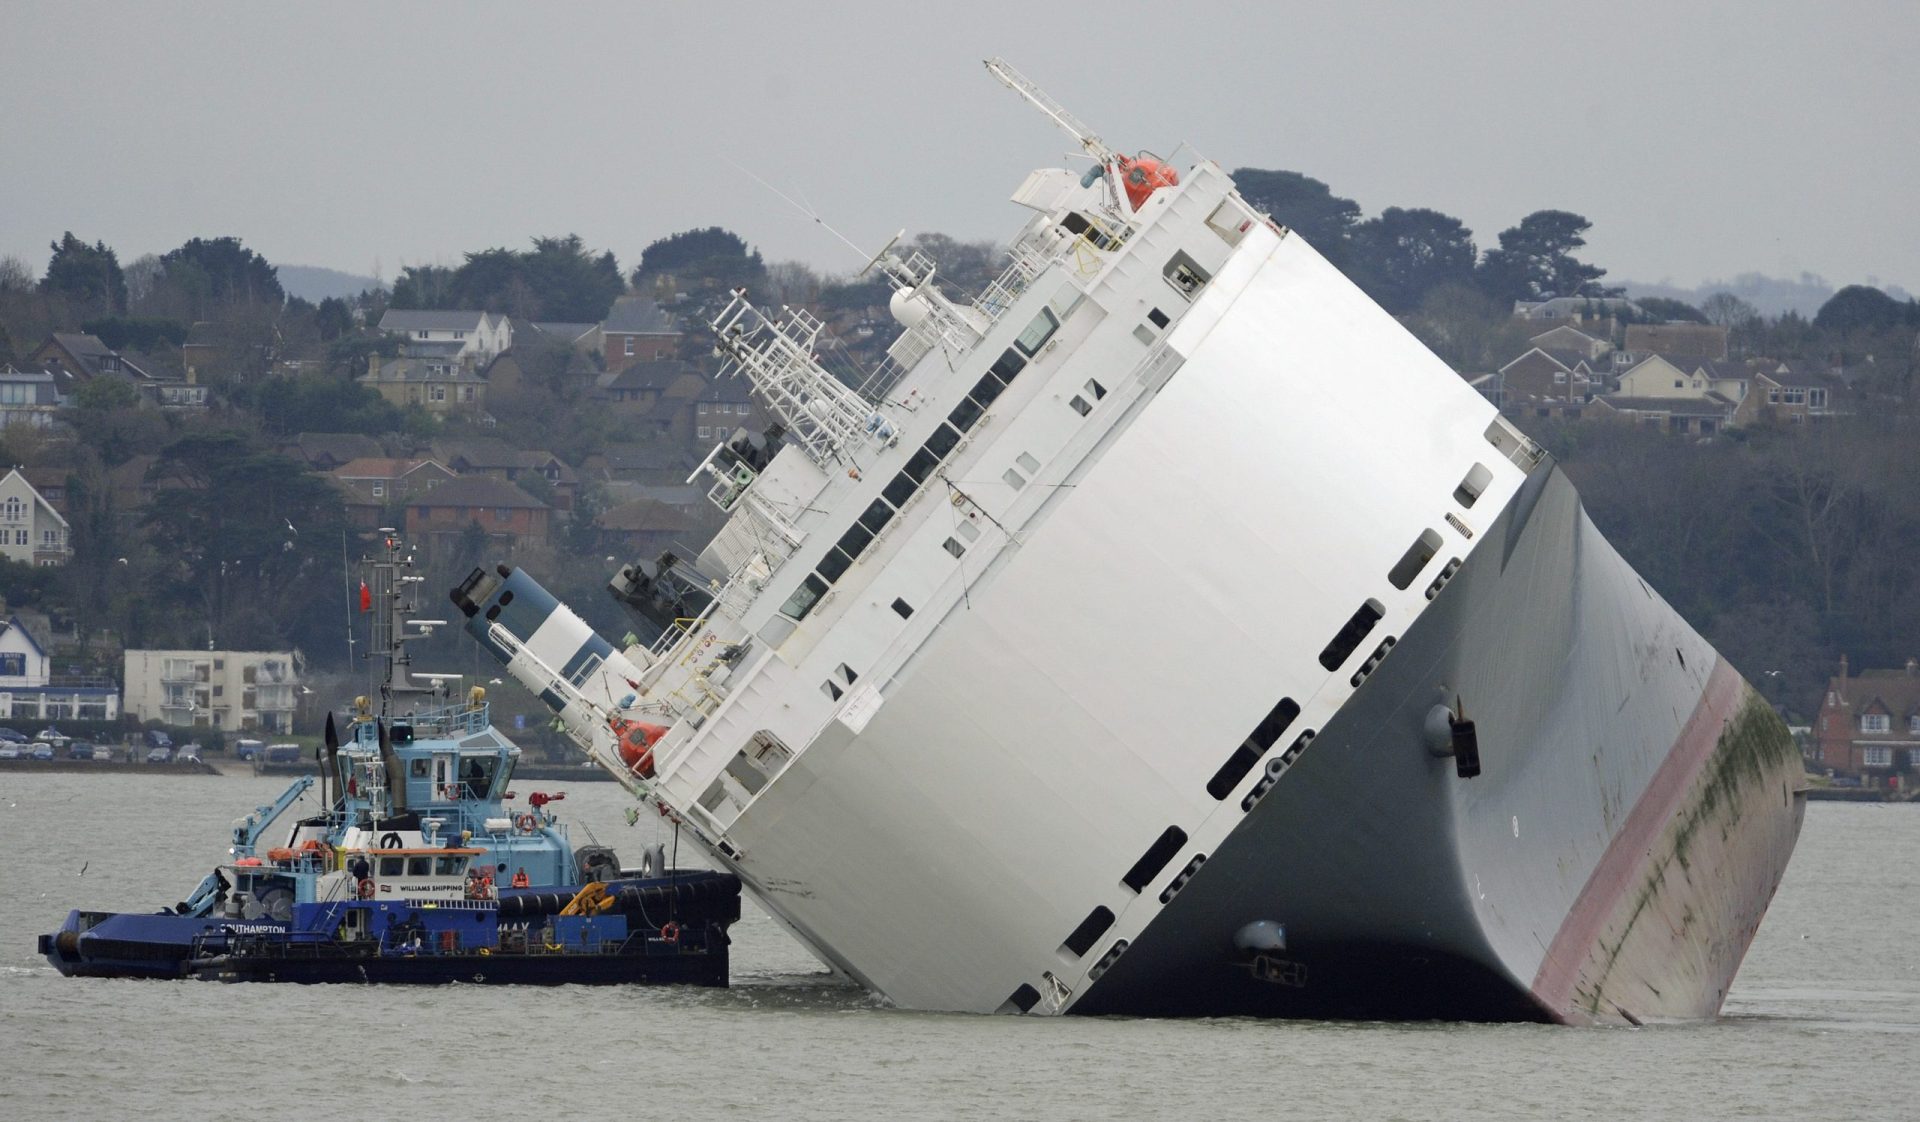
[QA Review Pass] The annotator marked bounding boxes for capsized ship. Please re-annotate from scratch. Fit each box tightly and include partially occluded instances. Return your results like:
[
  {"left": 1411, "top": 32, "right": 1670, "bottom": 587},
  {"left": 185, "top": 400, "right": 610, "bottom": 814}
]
[
  {"left": 453, "top": 60, "right": 1803, "bottom": 1022},
  {"left": 41, "top": 534, "right": 738, "bottom": 982}
]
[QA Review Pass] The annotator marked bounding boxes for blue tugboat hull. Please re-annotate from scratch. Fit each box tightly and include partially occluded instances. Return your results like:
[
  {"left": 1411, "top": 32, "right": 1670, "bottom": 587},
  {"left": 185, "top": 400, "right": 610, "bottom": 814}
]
[{"left": 39, "top": 910, "right": 281, "bottom": 979}]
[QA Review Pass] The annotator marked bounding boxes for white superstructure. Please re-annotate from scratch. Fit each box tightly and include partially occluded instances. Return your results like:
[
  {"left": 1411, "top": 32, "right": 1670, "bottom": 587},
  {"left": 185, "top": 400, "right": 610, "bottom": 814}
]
[{"left": 457, "top": 60, "right": 1800, "bottom": 1022}]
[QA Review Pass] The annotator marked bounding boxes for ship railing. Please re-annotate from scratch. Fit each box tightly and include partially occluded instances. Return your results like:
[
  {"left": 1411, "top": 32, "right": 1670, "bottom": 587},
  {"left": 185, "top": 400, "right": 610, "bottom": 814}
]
[{"left": 353, "top": 700, "right": 491, "bottom": 741}]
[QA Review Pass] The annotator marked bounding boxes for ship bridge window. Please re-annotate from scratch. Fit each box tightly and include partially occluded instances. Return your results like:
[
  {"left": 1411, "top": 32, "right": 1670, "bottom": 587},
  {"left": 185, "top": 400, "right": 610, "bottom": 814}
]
[
  {"left": 780, "top": 573, "right": 830, "bottom": 621},
  {"left": 903, "top": 445, "right": 943, "bottom": 484},
  {"left": 948, "top": 394, "right": 984, "bottom": 433},
  {"left": 459, "top": 754, "right": 497, "bottom": 799},
  {"left": 378, "top": 856, "right": 404, "bottom": 877},
  {"left": 407, "top": 856, "right": 432, "bottom": 876},
  {"left": 1014, "top": 308, "right": 1060, "bottom": 356},
  {"left": 856, "top": 498, "right": 896, "bottom": 536},
  {"left": 989, "top": 348, "right": 1027, "bottom": 385},
  {"left": 836, "top": 522, "right": 875, "bottom": 563},
  {"left": 816, "top": 544, "right": 853, "bottom": 583},
  {"left": 923, "top": 422, "right": 962, "bottom": 461},
  {"left": 1163, "top": 251, "right": 1211, "bottom": 300},
  {"left": 435, "top": 855, "right": 467, "bottom": 876},
  {"left": 969, "top": 372, "right": 1007, "bottom": 411},
  {"left": 883, "top": 471, "right": 919, "bottom": 509}
]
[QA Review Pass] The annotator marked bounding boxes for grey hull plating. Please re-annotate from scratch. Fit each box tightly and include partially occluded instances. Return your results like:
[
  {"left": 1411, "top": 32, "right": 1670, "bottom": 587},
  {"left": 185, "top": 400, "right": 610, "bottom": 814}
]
[{"left": 1072, "top": 464, "right": 1805, "bottom": 1023}]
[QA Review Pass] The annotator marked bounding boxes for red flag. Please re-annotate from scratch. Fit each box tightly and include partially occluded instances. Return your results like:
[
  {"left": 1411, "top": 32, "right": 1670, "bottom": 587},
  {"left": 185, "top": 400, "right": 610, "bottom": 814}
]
[{"left": 359, "top": 581, "right": 372, "bottom": 612}]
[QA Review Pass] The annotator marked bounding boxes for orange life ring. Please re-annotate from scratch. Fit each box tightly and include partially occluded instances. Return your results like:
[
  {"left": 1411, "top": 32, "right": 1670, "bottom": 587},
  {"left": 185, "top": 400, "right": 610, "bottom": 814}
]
[
  {"left": 659, "top": 921, "right": 681, "bottom": 944},
  {"left": 515, "top": 813, "right": 538, "bottom": 833},
  {"left": 357, "top": 878, "right": 376, "bottom": 900}
]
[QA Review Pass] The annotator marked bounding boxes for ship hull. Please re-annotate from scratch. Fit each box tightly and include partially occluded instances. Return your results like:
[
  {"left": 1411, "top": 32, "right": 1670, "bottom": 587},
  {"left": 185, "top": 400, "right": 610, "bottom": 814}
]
[
  {"left": 1071, "top": 466, "right": 1805, "bottom": 1023},
  {"left": 452, "top": 179, "right": 1804, "bottom": 1022},
  {"left": 185, "top": 946, "right": 728, "bottom": 987}
]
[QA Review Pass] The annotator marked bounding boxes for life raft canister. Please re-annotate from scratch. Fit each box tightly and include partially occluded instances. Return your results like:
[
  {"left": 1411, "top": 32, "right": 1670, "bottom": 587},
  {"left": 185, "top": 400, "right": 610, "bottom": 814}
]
[
  {"left": 612, "top": 718, "right": 670, "bottom": 779},
  {"left": 1116, "top": 153, "right": 1178, "bottom": 211}
]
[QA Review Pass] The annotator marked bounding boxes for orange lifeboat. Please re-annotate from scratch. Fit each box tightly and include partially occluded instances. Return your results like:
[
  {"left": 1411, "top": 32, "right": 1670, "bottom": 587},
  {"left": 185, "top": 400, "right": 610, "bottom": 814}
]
[
  {"left": 612, "top": 717, "right": 670, "bottom": 779},
  {"left": 1116, "top": 154, "right": 1178, "bottom": 211}
]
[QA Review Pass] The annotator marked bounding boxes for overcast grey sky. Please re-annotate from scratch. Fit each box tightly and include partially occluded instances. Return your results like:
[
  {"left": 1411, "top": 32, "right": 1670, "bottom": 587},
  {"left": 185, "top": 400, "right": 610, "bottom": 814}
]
[{"left": 6, "top": 1, "right": 1915, "bottom": 293}]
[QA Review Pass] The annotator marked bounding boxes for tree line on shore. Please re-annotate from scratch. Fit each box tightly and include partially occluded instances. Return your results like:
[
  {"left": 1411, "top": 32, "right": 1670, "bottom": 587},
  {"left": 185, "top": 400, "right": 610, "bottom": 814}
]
[{"left": 1, "top": 170, "right": 1916, "bottom": 717}]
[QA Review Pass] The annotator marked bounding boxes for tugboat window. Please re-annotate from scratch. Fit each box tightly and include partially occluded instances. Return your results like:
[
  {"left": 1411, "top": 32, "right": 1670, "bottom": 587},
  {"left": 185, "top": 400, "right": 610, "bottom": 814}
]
[
  {"left": 460, "top": 754, "right": 496, "bottom": 798},
  {"left": 407, "top": 856, "right": 431, "bottom": 876},
  {"left": 379, "top": 856, "right": 404, "bottom": 877}
]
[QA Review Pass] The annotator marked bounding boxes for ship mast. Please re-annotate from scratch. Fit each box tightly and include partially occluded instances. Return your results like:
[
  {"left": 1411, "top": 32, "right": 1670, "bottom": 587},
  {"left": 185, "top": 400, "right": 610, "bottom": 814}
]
[{"left": 362, "top": 530, "right": 434, "bottom": 718}]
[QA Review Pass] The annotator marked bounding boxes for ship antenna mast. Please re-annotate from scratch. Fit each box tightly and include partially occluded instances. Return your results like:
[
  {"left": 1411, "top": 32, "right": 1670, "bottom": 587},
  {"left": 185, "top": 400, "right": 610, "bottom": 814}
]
[{"left": 983, "top": 57, "right": 1118, "bottom": 167}]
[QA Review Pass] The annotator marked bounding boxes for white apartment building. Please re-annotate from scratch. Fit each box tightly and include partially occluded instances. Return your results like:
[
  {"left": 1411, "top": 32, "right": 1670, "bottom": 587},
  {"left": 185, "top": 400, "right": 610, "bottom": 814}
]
[{"left": 122, "top": 649, "right": 300, "bottom": 733}]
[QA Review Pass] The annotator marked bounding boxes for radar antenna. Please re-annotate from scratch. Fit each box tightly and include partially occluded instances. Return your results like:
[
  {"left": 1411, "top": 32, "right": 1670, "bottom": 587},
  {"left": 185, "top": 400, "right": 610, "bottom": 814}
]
[{"left": 983, "top": 57, "right": 1117, "bottom": 166}]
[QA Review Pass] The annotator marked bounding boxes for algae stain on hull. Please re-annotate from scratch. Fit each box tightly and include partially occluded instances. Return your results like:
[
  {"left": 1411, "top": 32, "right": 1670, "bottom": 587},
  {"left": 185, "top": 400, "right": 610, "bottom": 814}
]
[{"left": 1565, "top": 683, "right": 1804, "bottom": 1024}]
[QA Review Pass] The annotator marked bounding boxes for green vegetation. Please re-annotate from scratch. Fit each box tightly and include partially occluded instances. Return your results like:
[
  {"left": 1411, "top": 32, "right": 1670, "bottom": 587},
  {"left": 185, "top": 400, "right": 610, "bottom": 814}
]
[{"left": 0, "top": 194, "right": 1914, "bottom": 732}]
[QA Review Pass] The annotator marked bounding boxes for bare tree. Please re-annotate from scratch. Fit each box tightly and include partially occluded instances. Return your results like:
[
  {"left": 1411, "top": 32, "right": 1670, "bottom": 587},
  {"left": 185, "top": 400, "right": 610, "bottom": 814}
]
[{"left": 0, "top": 254, "right": 34, "bottom": 293}]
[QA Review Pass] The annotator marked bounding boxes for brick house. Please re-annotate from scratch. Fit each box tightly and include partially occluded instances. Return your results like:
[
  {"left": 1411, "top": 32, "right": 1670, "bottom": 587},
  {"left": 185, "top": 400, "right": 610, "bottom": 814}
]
[
  {"left": 692, "top": 378, "right": 759, "bottom": 448},
  {"left": 1815, "top": 656, "right": 1920, "bottom": 776},
  {"left": 403, "top": 475, "right": 550, "bottom": 551},
  {"left": 600, "top": 295, "right": 681, "bottom": 373},
  {"left": 331, "top": 458, "right": 456, "bottom": 527},
  {"left": 593, "top": 496, "right": 699, "bottom": 556},
  {"left": 1497, "top": 347, "right": 1607, "bottom": 419}
]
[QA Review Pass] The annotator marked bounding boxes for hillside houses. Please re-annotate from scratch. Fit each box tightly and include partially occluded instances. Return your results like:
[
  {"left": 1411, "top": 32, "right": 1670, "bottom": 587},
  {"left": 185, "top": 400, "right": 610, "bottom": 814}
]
[
  {"left": 600, "top": 295, "right": 681, "bottom": 372},
  {"left": 377, "top": 309, "right": 513, "bottom": 365},
  {"left": 1488, "top": 316, "right": 1843, "bottom": 434},
  {"left": 359, "top": 354, "right": 487, "bottom": 415},
  {"left": 26, "top": 332, "right": 208, "bottom": 411},
  {"left": 404, "top": 474, "right": 550, "bottom": 552}
]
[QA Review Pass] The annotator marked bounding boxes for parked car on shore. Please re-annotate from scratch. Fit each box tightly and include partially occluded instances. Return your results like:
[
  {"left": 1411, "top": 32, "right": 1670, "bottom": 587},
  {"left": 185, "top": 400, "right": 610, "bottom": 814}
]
[
  {"left": 177, "top": 743, "right": 203, "bottom": 764},
  {"left": 0, "top": 744, "right": 21, "bottom": 759},
  {"left": 145, "top": 746, "right": 172, "bottom": 764},
  {"left": 0, "top": 728, "right": 28, "bottom": 744},
  {"left": 30, "top": 742, "right": 56, "bottom": 761},
  {"left": 65, "top": 741, "right": 97, "bottom": 760},
  {"left": 232, "top": 738, "right": 264, "bottom": 762}
]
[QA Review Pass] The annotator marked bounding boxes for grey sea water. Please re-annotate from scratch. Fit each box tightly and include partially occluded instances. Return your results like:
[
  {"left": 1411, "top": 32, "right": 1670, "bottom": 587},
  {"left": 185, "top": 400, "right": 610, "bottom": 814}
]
[{"left": 1, "top": 770, "right": 1915, "bottom": 1120}]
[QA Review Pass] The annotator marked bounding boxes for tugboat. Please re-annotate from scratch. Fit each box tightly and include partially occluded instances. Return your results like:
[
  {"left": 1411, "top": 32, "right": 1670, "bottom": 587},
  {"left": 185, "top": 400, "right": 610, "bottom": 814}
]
[{"left": 39, "top": 532, "right": 740, "bottom": 984}]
